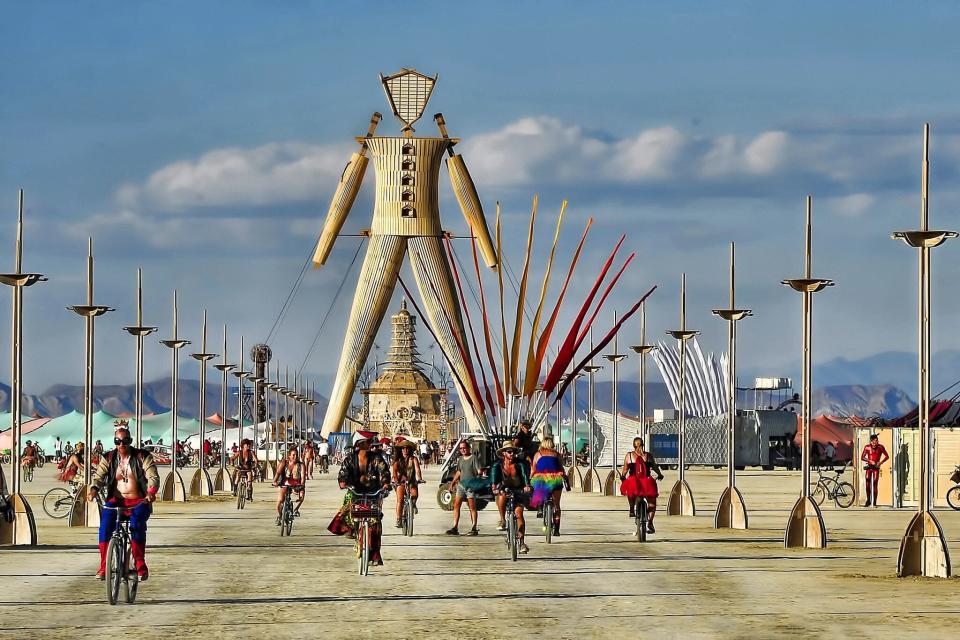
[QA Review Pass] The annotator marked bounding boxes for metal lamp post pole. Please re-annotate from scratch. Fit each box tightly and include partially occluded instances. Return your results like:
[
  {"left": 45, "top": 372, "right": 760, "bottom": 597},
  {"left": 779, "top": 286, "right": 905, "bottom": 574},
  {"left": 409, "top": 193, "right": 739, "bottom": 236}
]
[
  {"left": 232, "top": 338, "right": 251, "bottom": 477},
  {"left": 159, "top": 291, "right": 190, "bottom": 502},
  {"left": 630, "top": 302, "right": 656, "bottom": 444},
  {"left": 213, "top": 326, "right": 235, "bottom": 492},
  {"left": 0, "top": 190, "right": 47, "bottom": 544},
  {"left": 603, "top": 321, "right": 627, "bottom": 495},
  {"left": 583, "top": 331, "right": 603, "bottom": 494},
  {"left": 122, "top": 269, "right": 157, "bottom": 448},
  {"left": 189, "top": 311, "right": 217, "bottom": 496},
  {"left": 894, "top": 124, "right": 955, "bottom": 577},
  {"left": 782, "top": 197, "right": 834, "bottom": 548},
  {"left": 66, "top": 238, "right": 113, "bottom": 527},
  {"left": 666, "top": 273, "right": 699, "bottom": 516},
  {"left": 712, "top": 243, "right": 752, "bottom": 529}
]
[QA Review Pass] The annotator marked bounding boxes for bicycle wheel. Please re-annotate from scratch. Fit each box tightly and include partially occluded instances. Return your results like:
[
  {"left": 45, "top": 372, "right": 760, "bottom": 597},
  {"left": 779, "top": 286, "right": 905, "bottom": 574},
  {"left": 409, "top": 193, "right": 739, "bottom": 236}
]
[
  {"left": 106, "top": 538, "right": 123, "bottom": 605},
  {"left": 280, "top": 500, "right": 290, "bottom": 536},
  {"left": 36, "top": 456, "right": 45, "bottom": 469},
  {"left": 509, "top": 515, "right": 518, "bottom": 562},
  {"left": 43, "top": 487, "right": 72, "bottom": 519},
  {"left": 637, "top": 500, "right": 648, "bottom": 542},
  {"left": 947, "top": 486, "right": 960, "bottom": 511},
  {"left": 358, "top": 522, "right": 369, "bottom": 576},
  {"left": 834, "top": 482, "right": 856, "bottom": 509},
  {"left": 810, "top": 482, "right": 827, "bottom": 506},
  {"left": 125, "top": 544, "right": 138, "bottom": 604},
  {"left": 543, "top": 503, "right": 553, "bottom": 544},
  {"left": 284, "top": 506, "right": 294, "bottom": 536},
  {"left": 404, "top": 497, "right": 414, "bottom": 537},
  {"left": 237, "top": 481, "right": 246, "bottom": 510}
]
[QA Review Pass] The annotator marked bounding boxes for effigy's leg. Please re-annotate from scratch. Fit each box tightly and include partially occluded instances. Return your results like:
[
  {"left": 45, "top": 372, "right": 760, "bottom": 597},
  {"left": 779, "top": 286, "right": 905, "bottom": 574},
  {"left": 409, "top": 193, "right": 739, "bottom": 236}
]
[
  {"left": 321, "top": 235, "right": 407, "bottom": 436},
  {"left": 408, "top": 236, "right": 487, "bottom": 434}
]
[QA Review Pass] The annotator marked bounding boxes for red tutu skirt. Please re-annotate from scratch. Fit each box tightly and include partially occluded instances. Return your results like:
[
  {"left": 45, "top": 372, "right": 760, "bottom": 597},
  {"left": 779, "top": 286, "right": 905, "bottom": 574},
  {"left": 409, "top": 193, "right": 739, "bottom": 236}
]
[{"left": 620, "top": 474, "right": 658, "bottom": 498}]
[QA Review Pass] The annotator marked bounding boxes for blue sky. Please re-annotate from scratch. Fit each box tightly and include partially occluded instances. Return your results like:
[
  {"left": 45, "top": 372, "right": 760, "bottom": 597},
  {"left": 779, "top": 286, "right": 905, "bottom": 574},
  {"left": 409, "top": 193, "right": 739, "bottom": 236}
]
[{"left": 3, "top": 2, "right": 960, "bottom": 398}]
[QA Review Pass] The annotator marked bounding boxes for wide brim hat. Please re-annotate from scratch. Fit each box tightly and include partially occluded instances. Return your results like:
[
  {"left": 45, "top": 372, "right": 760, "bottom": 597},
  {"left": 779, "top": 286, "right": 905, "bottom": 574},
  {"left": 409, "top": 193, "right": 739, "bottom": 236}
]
[
  {"left": 378, "top": 437, "right": 392, "bottom": 445},
  {"left": 496, "top": 444, "right": 521, "bottom": 456},
  {"left": 394, "top": 439, "right": 416, "bottom": 449},
  {"left": 352, "top": 430, "right": 378, "bottom": 446}
]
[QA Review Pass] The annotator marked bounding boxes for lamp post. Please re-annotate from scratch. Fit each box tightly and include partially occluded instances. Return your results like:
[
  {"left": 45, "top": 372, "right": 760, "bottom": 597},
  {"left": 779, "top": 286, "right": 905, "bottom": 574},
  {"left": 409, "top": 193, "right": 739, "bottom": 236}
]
[
  {"left": 894, "top": 124, "right": 955, "bottom": 577},
  {"left": 267, "top": 364, "right": 281, "bottom": 472},
  {"left": 0, "top": 189, "right": 47, "bottom": 544},
  {"left": 666, "top": 273, "right": 699, "bottom": 516},
  {"left": 122, "top": 269, "right": 157, "bottom": 449},
  {"left": 232, "top": 338, "right": 252, "bottom": 479},
  {"left": 159, "top": 291, "right": 190, "bottom": 503},
  {"left": 212, "top": 326, "right": 235, "bottom": 492},
  {"left": 566, "top": 371, "right": 584, "bottom": 489},
  {"left": 630, "top": 301, "right": 656, "bottom": 444},
  {"left": 582, "top": 335, "right": 603, "bottom": 494},
  {"left": 66, "top": 238, "right": 114, "bottom": 527},
  {"left": 189, "top": 311, "right": 217, "bottom": 497},
  {"left": 261, "top": 362, "right": 275, "bottom": 481},
  {"left": 603, "top": 320, "right": 627, "bottom": 496},
  {"left": 782, "top": 197, "right": 834, "bottom": 548},
  {"left": 712, "top": 242, "right": 752, "bottom": 530}
]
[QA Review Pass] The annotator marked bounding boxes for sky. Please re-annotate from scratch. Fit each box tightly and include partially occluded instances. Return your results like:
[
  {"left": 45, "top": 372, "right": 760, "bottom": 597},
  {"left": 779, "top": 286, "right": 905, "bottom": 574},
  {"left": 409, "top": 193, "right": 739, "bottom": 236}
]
[{"left": 3, "top": 2, "right": 960, "bottom": 401}]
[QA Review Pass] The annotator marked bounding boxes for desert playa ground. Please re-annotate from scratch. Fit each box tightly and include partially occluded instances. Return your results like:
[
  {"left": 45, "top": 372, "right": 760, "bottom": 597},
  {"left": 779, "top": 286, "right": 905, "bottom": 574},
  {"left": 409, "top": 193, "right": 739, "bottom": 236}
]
[{"left": 1, "top": 463, "right": 959, "bottom": 639}]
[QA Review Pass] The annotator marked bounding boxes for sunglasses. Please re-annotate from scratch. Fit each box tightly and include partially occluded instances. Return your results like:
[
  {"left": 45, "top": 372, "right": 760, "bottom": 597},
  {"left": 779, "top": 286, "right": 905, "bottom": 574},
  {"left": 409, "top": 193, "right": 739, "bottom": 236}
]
[{"left": 114, "top": 436, "right": 133, "bottom": 446}]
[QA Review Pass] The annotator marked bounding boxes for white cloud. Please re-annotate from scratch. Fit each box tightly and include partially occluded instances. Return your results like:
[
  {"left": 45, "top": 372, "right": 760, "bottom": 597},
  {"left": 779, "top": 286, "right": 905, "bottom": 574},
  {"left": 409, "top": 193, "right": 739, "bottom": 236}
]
[
  {"left": 118, "top": 141, "right": 354, "bottom": 212},
  {"left": 828, "top": 193, "right": 876, "bottom": 218}
]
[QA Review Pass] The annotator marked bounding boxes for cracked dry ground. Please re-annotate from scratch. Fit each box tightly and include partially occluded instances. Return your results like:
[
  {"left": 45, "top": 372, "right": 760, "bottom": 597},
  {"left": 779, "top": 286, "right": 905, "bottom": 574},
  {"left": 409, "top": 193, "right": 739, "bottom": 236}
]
[{"left": 2, "top": 465, "right": 960, "bottom": 639}]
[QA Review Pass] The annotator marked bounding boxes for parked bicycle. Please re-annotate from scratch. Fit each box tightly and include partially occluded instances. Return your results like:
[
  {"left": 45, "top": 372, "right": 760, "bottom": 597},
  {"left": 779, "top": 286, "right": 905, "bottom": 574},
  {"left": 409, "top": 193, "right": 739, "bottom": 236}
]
[
  {"left": 351, "top": 488, "right": 386, "bottom": 575},
  {"left": 946, "top": 465, "right": 960, "bottom": 510},
  {"left": 42, "top": 478, "right": 83, "bottom": 519},
  {"left": 810, "top": 462, "right": 855, "bottom": 509},
  {"left": 100, "top": 498, "right": 144, "bottom": 605}
]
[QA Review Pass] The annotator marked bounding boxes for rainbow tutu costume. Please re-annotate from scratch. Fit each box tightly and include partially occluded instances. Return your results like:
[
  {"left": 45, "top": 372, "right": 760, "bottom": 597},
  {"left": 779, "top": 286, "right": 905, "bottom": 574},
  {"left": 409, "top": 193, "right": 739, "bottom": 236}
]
[{"left": 530, "top": 454, "right": 565, "bottom": 508}]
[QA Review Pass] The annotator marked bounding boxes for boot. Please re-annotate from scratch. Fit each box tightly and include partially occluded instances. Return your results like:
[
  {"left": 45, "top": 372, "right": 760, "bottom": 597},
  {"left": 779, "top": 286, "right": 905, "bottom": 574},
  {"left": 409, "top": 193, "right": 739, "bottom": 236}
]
[
  {"left": 552, "top": 523, "right": 560, "bottom": 536},
  {"left": 131, "top": 541, "right": 148, "bottom": 581},
  {"left": 96, "top": 541, "right": 109, "bottom": 579}
]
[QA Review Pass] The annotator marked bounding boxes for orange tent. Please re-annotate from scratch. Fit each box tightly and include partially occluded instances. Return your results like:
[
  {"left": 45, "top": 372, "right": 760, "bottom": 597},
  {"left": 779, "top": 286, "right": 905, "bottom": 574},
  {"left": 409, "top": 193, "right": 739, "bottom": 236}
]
[{"left": 793, "top": 415, "right": 855, "bottom": 461}]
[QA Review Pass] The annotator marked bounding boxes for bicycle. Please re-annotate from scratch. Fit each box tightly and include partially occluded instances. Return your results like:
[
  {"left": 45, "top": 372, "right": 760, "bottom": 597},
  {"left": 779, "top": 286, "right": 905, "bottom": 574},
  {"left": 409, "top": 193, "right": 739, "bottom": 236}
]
[
  {"left": 946, "top": 465, "right": 960, "bottom": 510},
  {"left": 395, "top": 481, "right": 415, "bottom": 537},
  {"left": 43, "top": 479, "right": 82, "bottom": 519},
  {"left": 541, "top": 496, "right": 555, "bottom": 544},
  {"left": 635, "top": 497, "right": 649, "bottom": 542},
  {"left": 276, "top": 485, "right": 298, "bottom": 536},
  {"left": 350, "top": 488, "right": 387, "bottom": 576},
  {"left": 100, "top": 498, "right": 145, "bottom": 605},
  {"left": 21, "top": 462, "right": 35, "bottom": 483},
  {"left": 810, "top": 462, "right": 855, "bottom": 509},
  {"left": 235, "top": 470, "right": 254, "bottom": 510},
  {"left": 35, "top": 449, "right": 46, "bottom": 469},
  {"left": 500, "top": 488, "right": 524, "bottom": 561}
]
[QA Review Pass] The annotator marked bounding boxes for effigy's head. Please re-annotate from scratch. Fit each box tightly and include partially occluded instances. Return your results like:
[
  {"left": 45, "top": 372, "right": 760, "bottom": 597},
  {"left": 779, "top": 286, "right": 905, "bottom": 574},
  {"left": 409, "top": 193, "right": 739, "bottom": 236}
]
[
  {"left": 251, "top": 343, "right": 272, "bottom": 364},
  {"left": 380, "top": 68, "right": 437, "bottom": 133}
]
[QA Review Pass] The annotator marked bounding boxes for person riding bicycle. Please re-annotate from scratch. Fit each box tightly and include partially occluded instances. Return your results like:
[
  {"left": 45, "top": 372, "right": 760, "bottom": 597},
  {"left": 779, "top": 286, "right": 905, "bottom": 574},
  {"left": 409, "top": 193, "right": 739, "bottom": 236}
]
[
  {"left": 512, "top": 419, "right": 538, "bottom": 466},
  {"left": 530, "top": 436, "right": 570, "bottom": 536},
  {"left": 328, "top": 431, "right": 390, "bottom": 565},
  {"left": 391, "top": 439, "right": 423, "bottom": 528},
  {"left": 620, "top": 437, "right": 664, "bottom": 534},
  {"left": 60, "top": 442, "right": 85, "bottom": 483},
  {"left": 490, "top": 445, "right": 532, "bottom": 554},
  {"left": 231, "top": 439, "right": 259, "bottom": 498},
  {"left": 273, "top": 447, "right": 306, "bottom": 524},
  {"left": 860, "top": 433, "right": 889, "bottom": 507},
  {"left": 20, "top": 440, "right": 38, "bottom": 473},
  {"left": 87, "top": 423, "right": 159, "bottom": 582},
  {"left": 318, "top": 438, "right": 330, "bottom": 473}
]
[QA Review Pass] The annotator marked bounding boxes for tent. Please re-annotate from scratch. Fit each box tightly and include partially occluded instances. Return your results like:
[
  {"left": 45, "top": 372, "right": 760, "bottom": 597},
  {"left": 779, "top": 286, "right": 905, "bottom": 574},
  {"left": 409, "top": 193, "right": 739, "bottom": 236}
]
[
  {"left": 0, "top": 417, "right": 53, "bottom": 451},
  {"left": 22, "top": 410, "right": 201, "bottom": 451},
  {"left": 793, "top": 415, "right": 855, "bottom": 461}
]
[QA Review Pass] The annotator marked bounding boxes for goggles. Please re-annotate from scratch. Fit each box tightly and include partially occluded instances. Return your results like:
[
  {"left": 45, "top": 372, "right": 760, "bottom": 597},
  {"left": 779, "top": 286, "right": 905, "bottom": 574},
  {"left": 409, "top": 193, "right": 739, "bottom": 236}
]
[{"left": 114, "top": 436, "right": 133, "bottom": 446}]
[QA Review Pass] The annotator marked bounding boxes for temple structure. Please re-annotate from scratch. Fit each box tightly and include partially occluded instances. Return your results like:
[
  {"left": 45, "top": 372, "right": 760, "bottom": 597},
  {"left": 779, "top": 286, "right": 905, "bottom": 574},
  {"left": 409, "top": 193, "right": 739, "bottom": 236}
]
[{"left": 360, "top": 301, "right": 448, "bottom": 440}]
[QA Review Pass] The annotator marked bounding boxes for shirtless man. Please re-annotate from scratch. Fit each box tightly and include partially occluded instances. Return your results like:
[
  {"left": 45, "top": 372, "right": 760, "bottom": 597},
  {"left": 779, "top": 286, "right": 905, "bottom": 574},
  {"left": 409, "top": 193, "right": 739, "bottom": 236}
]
[
  {"left": 87, "top": 425, "right": 160, "bottom": 581},
  {"left": 273, "top": 447, "right": 306, "bottom": 523}
]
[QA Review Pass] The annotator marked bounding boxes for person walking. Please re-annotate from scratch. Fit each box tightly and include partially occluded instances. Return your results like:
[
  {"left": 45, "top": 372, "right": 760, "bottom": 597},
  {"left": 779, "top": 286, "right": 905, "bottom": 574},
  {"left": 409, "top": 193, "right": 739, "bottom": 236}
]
[
  {"left": 446, "top": 440, "right": 484, "bottom": 536},
  {"left": 54, "top": 437, "right": 63, "bottom": 463},
  {"left": 860, "top": 434, "right": 889, "bottom": 507}
]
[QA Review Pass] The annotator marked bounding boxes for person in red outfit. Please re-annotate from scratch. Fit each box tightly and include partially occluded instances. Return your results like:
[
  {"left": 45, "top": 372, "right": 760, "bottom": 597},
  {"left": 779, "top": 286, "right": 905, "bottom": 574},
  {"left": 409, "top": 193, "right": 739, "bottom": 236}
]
[{"left": 860, "top": 434, "right": 889, "bottom": 507}]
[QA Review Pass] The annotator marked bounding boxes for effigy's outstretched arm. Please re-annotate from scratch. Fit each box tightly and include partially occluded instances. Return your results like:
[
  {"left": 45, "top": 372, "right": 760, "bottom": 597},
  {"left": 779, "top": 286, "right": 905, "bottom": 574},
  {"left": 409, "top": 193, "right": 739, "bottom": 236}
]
[
  {"left": 435, "top": 113, "right": 498, "bottom": 269},
  {"left": 312, "top": 112, "right": 382, "bottom": 267}
]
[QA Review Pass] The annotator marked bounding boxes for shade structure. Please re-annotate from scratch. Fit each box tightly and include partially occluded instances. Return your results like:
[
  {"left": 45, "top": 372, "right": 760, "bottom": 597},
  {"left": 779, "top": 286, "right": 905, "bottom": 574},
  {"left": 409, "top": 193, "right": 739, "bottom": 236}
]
[
  {"left": 792, "top": 415, "right": 855, "bottom": 462},
  {"left": 16, "top": 409, "right": 199, "bottom": 451},
  {"left": 0, "top": 417, "right": 52, "bottom": 451}
]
